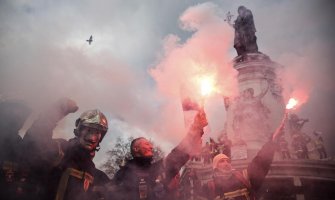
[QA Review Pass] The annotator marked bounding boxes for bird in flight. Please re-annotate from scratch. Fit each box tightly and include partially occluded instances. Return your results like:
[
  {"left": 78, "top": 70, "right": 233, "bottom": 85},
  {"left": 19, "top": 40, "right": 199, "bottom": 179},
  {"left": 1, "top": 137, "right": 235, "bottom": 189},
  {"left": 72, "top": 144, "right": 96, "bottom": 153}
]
[{"left": 86, "top": 35, "right": 93, "bottom": 45}]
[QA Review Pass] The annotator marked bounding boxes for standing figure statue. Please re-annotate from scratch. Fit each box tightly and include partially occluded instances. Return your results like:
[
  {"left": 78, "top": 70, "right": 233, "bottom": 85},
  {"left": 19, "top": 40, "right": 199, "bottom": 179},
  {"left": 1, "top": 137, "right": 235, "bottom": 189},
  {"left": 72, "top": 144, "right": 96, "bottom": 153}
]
[
  {"left": 279, "top": 135, "right": 291, "bottom": 160},
  {"left": 233, "top": 6, "right": 259, "bottom": 56},
  {"left": 313, "top": 131, "right": 327, "bottom": 159}
]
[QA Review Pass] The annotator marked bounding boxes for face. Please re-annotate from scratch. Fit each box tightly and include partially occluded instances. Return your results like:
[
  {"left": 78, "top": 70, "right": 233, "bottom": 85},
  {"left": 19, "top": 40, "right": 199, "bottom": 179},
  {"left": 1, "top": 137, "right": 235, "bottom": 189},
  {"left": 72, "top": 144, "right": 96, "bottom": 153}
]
[
  {"left": 133, "top": 138, "right": 153, "bottom": 158},
  {"left": 217, "top": 158, "right": 232, "bottom": 172},
  {"left": 78, "top": 126, "right": 102, "bottom": 151}
]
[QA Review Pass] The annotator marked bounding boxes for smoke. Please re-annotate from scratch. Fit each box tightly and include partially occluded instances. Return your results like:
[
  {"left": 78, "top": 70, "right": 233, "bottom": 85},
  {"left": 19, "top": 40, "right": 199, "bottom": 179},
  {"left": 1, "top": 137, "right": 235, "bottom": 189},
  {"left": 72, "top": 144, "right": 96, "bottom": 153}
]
[
  {"left": 149, "top": 2, "right": 237, "bottom": 144},
  {"left": 150, "top": 2, "right": 237, "bottom": 98},
  {"left": 275, "top": 26, "right": 335, "bottom": 155},
  {"left": 1, "top": 0, "right": 335, "bottom": 166}
]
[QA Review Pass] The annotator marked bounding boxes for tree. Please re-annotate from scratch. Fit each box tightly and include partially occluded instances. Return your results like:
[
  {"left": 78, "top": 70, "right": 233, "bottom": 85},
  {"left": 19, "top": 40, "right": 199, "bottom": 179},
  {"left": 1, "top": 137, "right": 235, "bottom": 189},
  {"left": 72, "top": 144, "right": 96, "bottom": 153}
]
[{"left": 101, "top": 136, "right": 165, "bottom": 178}]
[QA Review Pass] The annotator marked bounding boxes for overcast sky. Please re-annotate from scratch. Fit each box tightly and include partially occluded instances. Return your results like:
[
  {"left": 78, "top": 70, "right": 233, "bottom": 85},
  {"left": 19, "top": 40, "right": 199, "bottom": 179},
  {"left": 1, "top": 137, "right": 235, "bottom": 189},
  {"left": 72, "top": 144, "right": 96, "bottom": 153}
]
[{"left": 1, "top": 0, "right": 334, "bottom": 166}]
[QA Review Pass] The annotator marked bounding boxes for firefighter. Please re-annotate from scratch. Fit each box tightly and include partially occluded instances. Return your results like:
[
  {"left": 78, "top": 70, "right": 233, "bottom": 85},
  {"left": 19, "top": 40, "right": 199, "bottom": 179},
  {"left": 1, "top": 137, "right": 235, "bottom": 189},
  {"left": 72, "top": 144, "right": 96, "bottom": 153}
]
[
  {"left": 22, "top": 98, "right": 110, "bottom": 200},
  {"left": 0, "top": 100, "right": 31, "bottom": 200},
  {"left": 201, "top": 113, "right": 287, "bottom": 200},
  {"left": 110, "top": 109, "right": 208, "bottom": 200}
]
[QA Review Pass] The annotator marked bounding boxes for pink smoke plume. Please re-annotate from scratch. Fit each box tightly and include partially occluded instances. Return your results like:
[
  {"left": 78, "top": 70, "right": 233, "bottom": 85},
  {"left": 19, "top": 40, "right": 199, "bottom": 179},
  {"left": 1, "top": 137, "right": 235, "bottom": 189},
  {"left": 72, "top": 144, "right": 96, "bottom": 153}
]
[
  {"left": 150, "top": 2, "right": 237, "bottom": 100},
  {"left": 149, "top": 2, "right": 237, "bottom": 143}
]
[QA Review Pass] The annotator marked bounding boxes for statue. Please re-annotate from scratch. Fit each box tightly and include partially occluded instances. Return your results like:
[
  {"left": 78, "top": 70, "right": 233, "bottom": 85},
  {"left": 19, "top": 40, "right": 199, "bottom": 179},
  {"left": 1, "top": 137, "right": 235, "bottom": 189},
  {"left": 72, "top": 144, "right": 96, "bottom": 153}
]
[
  {"left": 288, "top": 114, "right": 309, "bottom": 135},
  {"left": 229, "top": 6, "right": 259, "bottom": 56}
]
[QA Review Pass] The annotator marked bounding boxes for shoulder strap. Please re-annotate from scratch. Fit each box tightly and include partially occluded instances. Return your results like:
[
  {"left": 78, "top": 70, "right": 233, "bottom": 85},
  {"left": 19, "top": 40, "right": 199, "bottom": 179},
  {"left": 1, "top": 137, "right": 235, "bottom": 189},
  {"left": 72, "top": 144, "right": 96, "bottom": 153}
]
[
  {"left": 232, "top": 169, "right": 251, "bottom": 189},
  {"left": 232, "top": 170, "right": 256, "bottom": 200},
  {"left": 55, "top": 168, "right": 94, "bottom": 200}
]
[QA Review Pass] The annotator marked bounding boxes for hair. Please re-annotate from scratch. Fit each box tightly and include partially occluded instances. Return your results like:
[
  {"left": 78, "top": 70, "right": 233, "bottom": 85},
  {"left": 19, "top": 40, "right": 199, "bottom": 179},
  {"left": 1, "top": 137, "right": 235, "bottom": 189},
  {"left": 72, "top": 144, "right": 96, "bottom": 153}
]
[{"left": 130, "top": 137, "right": 146, "bottom": 156}]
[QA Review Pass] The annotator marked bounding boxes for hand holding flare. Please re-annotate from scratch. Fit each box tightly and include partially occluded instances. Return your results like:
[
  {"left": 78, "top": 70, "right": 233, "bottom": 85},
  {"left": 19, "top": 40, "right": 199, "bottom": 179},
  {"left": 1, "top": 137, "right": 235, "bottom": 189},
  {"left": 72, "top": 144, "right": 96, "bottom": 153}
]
[
  {"left": 272, "top": 98, "right": 298, "bottom": 141},
  {"left": 192, "top": 108, "right": 208, "bottom": 133}
]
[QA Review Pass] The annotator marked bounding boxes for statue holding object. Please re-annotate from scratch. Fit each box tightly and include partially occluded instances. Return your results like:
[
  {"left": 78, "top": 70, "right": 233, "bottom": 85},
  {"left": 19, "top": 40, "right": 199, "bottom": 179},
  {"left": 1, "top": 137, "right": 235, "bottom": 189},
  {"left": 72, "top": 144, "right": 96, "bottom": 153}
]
[{"left": 226, "top": 6, "right": 259, "bottom": 56}]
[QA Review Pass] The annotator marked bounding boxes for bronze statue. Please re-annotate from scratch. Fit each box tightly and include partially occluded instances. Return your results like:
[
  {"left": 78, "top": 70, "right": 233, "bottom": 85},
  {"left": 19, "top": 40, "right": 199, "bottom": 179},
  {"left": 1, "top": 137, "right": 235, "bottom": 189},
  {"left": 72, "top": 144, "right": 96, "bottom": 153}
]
[{"left": 230, "top": 6, "right": 259, "bottom": 56}]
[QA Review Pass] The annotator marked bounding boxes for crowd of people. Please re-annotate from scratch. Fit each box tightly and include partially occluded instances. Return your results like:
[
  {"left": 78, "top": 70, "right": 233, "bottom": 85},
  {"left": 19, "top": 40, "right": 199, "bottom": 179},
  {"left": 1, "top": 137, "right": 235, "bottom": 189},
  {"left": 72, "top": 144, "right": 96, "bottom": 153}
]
[
  {"left": 0, "top": 97, "right": 328, "bottom": 200},
  {"left": 0, "top": 98, "right": 207, "bottom": 200}
]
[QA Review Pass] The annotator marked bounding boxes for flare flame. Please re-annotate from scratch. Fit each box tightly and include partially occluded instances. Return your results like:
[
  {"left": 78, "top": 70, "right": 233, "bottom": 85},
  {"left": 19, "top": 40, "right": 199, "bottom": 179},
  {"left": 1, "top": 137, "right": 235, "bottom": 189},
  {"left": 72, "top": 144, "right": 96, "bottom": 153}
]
[{"left": 286, "top": 98, "right": 298, "bottom": 110}]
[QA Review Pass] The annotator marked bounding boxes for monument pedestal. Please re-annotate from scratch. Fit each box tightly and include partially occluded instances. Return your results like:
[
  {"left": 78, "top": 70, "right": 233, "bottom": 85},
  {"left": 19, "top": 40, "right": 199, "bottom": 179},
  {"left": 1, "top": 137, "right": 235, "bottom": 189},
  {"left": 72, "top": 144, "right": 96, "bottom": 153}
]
[{"left": 226, "top": 52, "right": 285, "bottom": 160}]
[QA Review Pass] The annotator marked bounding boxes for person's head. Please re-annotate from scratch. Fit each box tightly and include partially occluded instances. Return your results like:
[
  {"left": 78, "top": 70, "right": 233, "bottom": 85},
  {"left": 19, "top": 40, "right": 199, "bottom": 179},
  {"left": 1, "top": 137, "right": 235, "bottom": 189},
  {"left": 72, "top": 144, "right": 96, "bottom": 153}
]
[
  {"left": 238, "top": 6, "right": 247, "bottom": 15},
  {"left": 0, "top": 100, "right": 31, "bottom": 134},
  {"left": 131, "top": 137, "right": 153, "bottom": 158},
  {"left": 74, "top": 109, "right": 108, "bottom": 152},
  {"left": 213, "top": 154, "right": 232, "bottom": 173}
]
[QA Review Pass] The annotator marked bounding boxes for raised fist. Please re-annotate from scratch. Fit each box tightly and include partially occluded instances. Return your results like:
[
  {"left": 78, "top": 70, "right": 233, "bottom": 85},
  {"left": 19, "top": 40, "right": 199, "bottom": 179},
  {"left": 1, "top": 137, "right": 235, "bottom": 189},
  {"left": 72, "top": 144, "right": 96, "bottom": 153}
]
[{"left": 57, "top": 97, "right": 78, "bottom": 115}]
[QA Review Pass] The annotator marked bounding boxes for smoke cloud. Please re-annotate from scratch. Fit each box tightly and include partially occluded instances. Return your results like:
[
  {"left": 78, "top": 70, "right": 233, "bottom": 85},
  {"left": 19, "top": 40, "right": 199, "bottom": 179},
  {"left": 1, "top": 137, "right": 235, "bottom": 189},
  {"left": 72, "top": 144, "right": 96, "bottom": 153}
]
[
  {"left": 1, "top": 0, "right": 334, "bottom": 165},
  {"left": 149, "top": 2, "right": 237, "bottom": 145}
]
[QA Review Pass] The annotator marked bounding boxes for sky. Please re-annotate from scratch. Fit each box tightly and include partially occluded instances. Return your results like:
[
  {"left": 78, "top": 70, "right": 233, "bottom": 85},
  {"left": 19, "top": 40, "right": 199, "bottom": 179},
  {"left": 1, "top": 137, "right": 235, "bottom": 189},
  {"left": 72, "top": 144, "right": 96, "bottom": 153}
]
[{"left": 1, "top": 0, "right": 335, "bottom": 167}]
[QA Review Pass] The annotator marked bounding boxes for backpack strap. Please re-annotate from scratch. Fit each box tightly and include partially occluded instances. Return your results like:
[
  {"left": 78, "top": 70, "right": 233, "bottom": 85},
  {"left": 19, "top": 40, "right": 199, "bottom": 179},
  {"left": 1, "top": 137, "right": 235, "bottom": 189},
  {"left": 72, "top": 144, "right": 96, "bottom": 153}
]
[
  {"left": 55, "top": 168, "right": 94, "bottom": 200},
  {"left": 232, "top": 169, "right": 255, "bottom": 200}
]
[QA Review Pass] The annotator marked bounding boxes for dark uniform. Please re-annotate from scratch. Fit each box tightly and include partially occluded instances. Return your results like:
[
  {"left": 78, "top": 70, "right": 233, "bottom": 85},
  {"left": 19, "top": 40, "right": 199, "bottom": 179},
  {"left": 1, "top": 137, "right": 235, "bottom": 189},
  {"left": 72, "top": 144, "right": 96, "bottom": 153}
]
[
  {"left": 111, "top": 147, "right": 189, "bottom": 200},
  {"left": 22, "top": 101, "right": 110, "bottom": 200},
  {"left": 0, "top": 100, "right": 31, "bottom": 200},
  {"left": 110, "top": 115, "right": 207, "bottom": 200},
  {"left": 202, "top": 141, "right": 276, "bottom": 200}
]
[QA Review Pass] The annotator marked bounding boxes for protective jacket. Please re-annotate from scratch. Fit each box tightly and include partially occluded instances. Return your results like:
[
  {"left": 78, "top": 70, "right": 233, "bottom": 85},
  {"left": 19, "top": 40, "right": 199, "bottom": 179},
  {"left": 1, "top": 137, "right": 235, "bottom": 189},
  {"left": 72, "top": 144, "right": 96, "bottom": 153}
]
[
  {"left": 0, "top": 101, "right": 31, "bottom": 200},
  {"left": 0, "top": 134, "right": 30, "bottom": 200},
  {"left": 22, "top": 107, "right": 109, "bottom": 200},
  {"left": 111, "top": 147, "right": 189, "bottom": 200},
  {"left": 203, "top": 141, "right": 276, "bottom": 200}
]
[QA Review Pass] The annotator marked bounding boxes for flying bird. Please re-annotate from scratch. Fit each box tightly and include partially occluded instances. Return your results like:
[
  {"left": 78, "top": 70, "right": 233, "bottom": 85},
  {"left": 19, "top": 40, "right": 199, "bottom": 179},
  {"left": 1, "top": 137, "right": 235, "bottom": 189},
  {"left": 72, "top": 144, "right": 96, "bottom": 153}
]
[{"left": 86, "top": 35, "right": 93, "bottom": 45}]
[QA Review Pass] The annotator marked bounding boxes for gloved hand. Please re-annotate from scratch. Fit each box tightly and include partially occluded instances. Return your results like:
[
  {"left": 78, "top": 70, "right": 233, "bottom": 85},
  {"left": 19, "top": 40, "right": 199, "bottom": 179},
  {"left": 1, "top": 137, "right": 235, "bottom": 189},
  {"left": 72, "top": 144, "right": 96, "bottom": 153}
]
[
  {"left": 56, "top": 97, "right": 79, "bottom": 115},
  {"left": 192, "top": 108, "right": 208, "bottom": 130}
]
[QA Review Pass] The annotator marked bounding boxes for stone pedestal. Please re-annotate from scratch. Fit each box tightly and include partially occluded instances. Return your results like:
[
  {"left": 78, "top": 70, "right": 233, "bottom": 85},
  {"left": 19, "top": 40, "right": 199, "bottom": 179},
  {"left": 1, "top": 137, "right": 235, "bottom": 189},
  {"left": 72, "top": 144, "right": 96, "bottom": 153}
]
[
  {"left": 180, "top": 159, "right": 335, "bottom": 200},
  {"left": 225, "top": 53, "right": 285, "bottom": 159}
]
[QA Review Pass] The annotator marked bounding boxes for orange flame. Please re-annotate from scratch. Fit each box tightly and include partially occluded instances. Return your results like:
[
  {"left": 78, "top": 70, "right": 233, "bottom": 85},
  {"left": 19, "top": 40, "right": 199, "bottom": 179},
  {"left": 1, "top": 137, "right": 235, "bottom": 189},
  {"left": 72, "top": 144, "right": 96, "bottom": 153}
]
[{"left": 286, "top": 98, "right": 298, "bottom": 110}]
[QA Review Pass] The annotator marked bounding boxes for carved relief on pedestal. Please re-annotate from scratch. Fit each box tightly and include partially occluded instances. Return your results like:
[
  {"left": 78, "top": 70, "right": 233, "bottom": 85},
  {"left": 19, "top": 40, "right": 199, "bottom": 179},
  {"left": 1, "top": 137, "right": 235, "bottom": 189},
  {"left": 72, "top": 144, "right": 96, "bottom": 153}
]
[{"left": 232, "top": 82, "right": 271, "bottom": 142}]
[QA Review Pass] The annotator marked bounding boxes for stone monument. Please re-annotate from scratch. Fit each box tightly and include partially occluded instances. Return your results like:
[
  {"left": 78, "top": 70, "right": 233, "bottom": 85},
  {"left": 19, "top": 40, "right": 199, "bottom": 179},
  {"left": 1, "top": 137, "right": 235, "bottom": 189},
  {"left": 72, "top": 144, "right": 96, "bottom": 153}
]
[
  {"left": 224, "top": 6, "right": 285, "bottom": 159},
  {"left": 180, "top": 6, "right": 335, "bottom": 200}
]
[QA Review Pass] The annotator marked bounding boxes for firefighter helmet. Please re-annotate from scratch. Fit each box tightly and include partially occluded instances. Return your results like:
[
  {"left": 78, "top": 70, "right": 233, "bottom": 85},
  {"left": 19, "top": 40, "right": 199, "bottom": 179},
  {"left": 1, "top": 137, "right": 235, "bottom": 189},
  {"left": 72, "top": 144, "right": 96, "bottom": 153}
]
[{"left": 74, "top": 109, "right": 108, "bottom": 141}]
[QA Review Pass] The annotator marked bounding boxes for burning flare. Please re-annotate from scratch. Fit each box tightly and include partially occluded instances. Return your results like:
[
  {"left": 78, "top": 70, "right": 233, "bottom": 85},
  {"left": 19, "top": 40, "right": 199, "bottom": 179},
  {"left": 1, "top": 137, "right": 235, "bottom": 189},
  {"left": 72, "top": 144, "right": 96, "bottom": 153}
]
[
  {"left": 286, "top": 98, "right": 298, "bottom": 110},
  {"left": 199, "top": 75, "right": 216, "bottom": 97}
]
